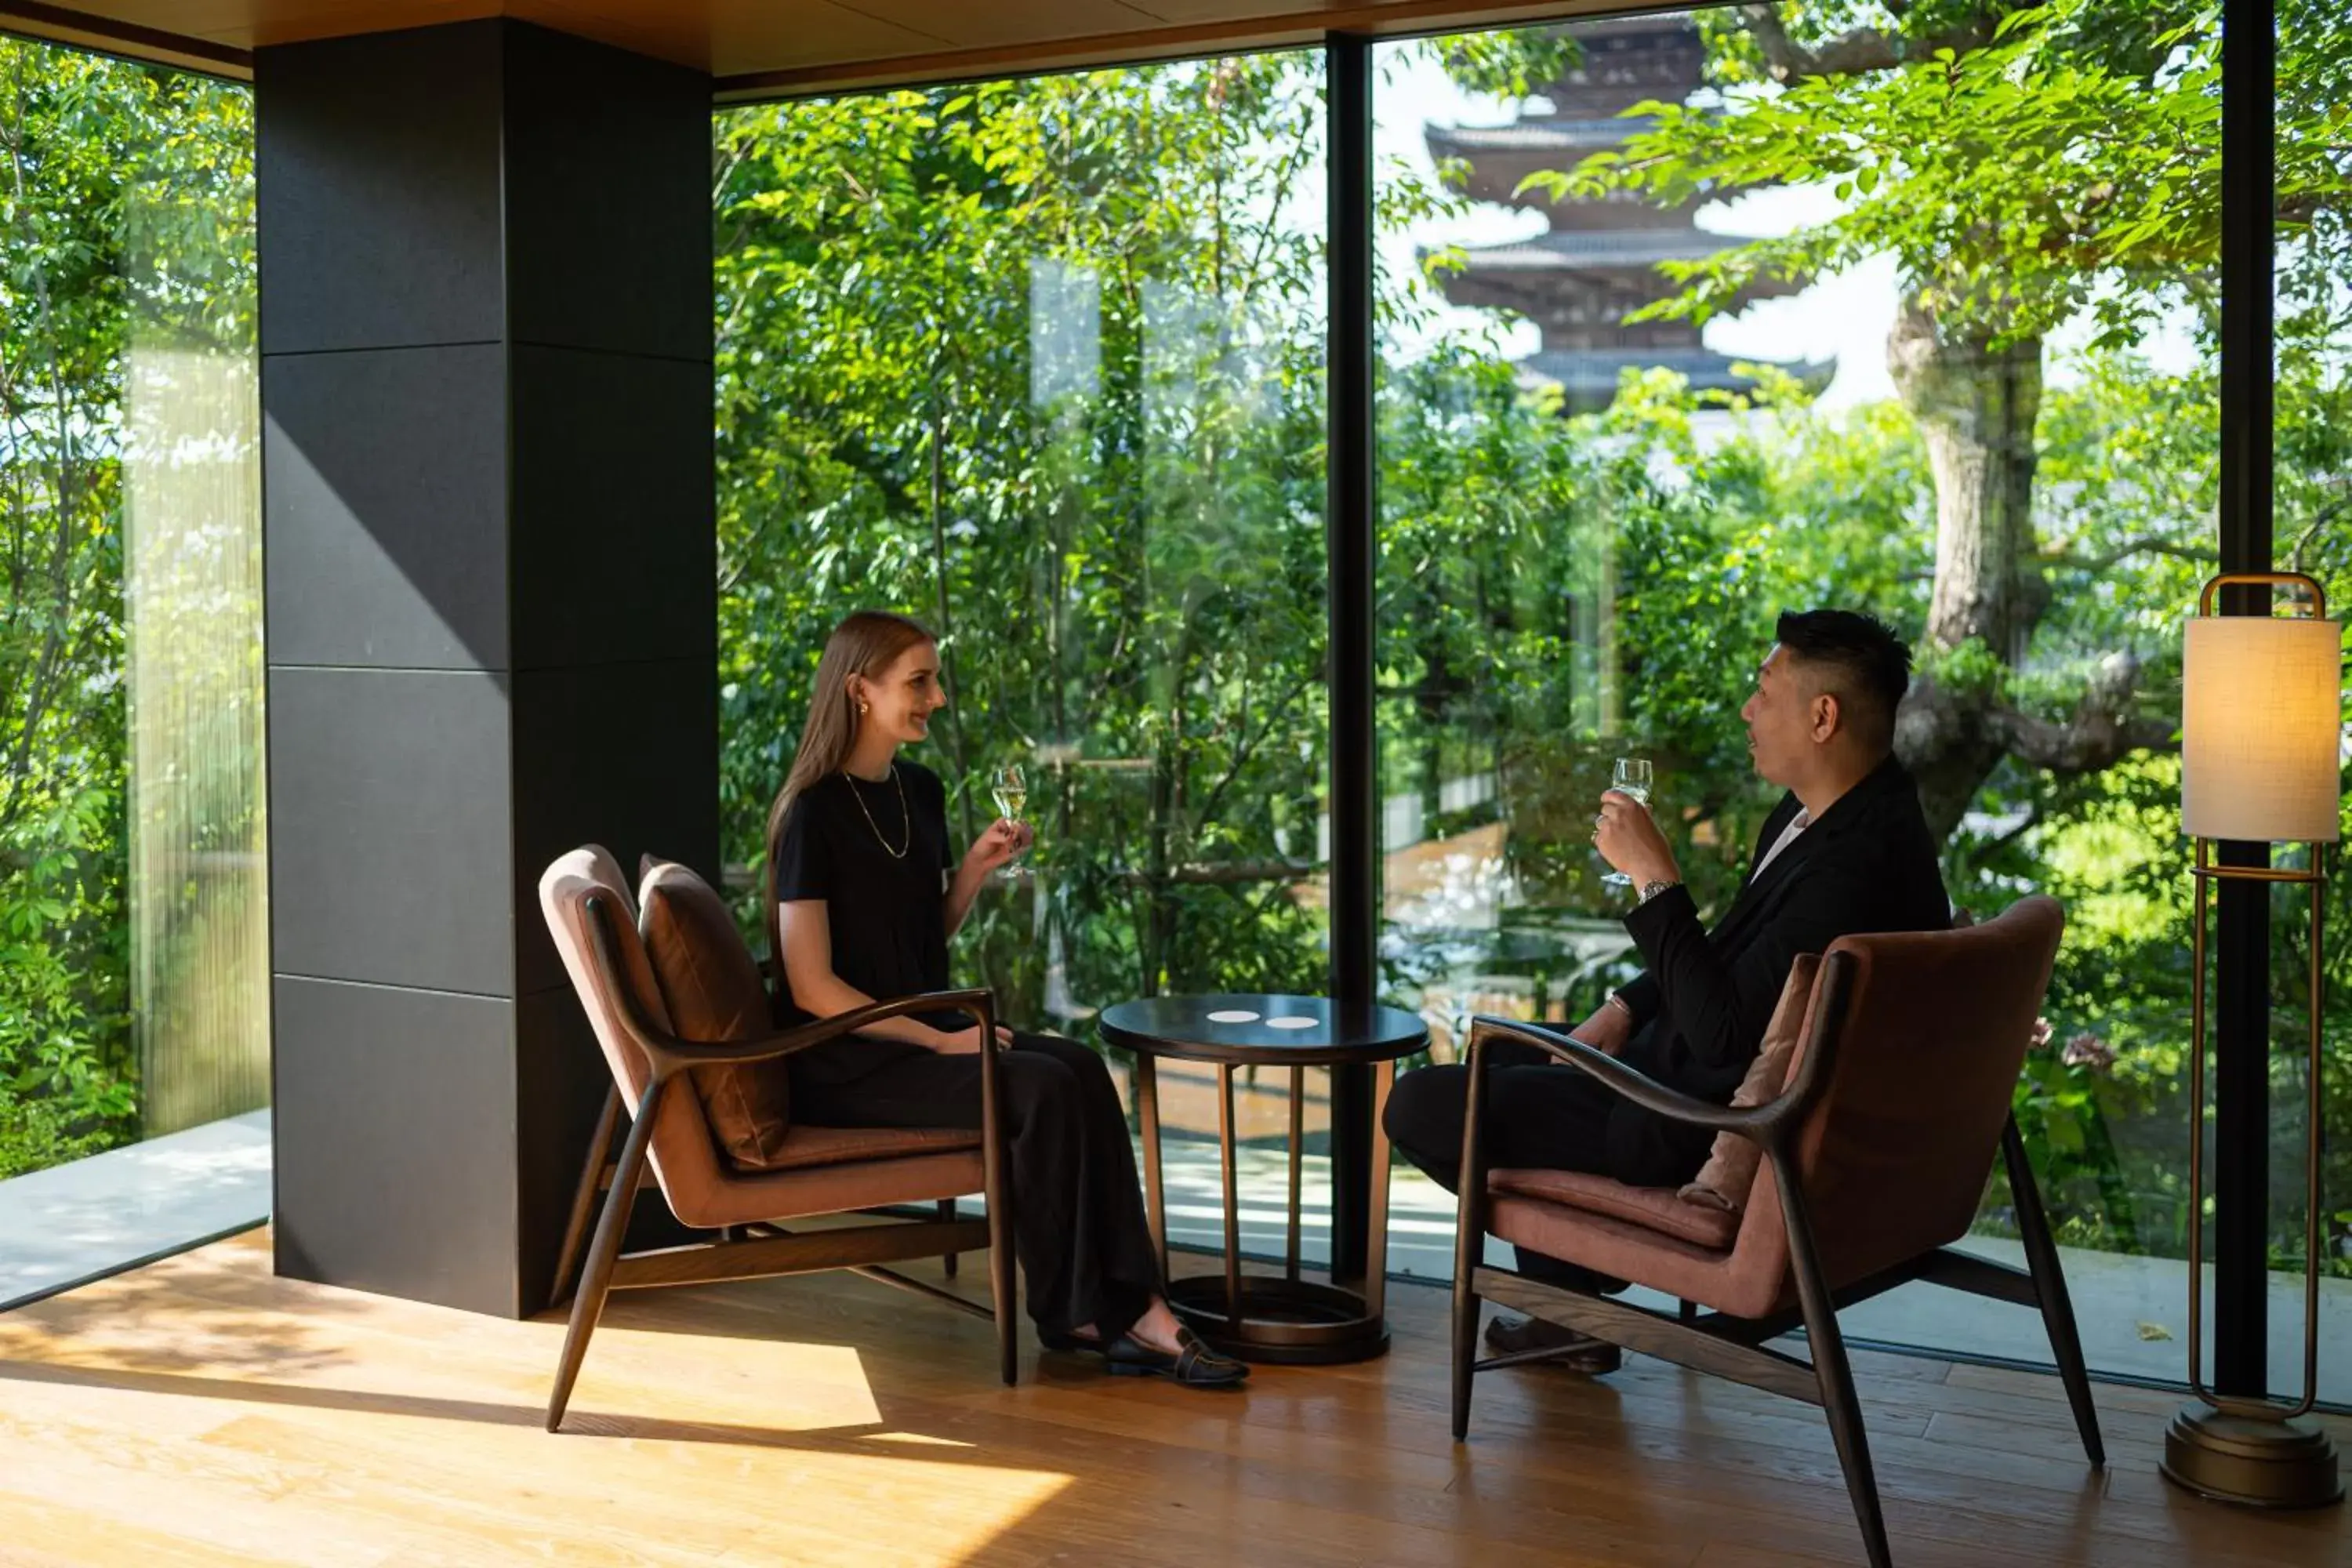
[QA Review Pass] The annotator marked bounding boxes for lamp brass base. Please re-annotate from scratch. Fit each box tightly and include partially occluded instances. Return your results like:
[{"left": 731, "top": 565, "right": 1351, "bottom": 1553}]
[{"left": 2160, "top": 1404, "right": 2343, "bottom": 1509}]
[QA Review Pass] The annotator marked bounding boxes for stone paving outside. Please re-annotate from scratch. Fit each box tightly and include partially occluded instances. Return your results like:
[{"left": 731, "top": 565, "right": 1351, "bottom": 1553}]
[{"left": 0, "top": 1109, "right": 270, "bottom": 1311}]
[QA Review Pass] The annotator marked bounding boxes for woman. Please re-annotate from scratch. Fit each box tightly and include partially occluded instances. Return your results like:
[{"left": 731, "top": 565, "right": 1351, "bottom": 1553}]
[{"left": 765, "top": 609, "right": 1246, "bottom": 1389}]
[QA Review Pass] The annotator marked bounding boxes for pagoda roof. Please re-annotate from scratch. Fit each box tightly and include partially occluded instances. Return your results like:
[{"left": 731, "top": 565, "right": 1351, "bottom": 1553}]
[
  {"left": 1425, "top": 115, "right": 1736, "bottom": 214},
  {"left": 1557, "top": 13, "right": 1702, "bottom": 42},
  {"left": 1519, "top": 347, "right": 1835, "bottom": 401},
  {"left": 1427, "top": 118, "right": 1662, "bottom": 158},
  {"left": 1451, "top": 228, "right": 1752, "bottom": 274}
]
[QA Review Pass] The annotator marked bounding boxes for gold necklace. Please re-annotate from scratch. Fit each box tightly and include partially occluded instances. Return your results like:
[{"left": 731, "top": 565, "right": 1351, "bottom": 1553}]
[{"left": 844, "top": 765, "right": 910, "bottom": 859}]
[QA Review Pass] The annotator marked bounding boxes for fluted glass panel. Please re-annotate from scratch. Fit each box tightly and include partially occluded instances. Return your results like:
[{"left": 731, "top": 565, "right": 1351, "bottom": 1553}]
[{"left": 123, "top": 92, "right": 267, "bottom": 1138}]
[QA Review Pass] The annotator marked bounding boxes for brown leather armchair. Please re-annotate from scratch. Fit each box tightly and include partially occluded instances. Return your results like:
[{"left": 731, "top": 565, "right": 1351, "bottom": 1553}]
[
  {"left": 1450, "top": 896, "right": 2100, "bottom": 1568},
  {"left": 537, "top": 848, "right": 1014, "bottom": 1433}
]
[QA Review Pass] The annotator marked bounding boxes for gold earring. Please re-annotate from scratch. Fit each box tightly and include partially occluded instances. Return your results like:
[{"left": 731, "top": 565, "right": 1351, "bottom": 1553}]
[{"left": 858, "top": 699, "right": 869, "bottom": 716}]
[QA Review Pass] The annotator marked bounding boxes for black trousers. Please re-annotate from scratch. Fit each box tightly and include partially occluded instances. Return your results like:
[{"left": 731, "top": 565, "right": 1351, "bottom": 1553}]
[
  {"left": 791, "top": 1032, "right": 1161, "bottom": 1341},
  {"left": 1382, "top": 1039, "right": 1705, "bottom": 1292}
]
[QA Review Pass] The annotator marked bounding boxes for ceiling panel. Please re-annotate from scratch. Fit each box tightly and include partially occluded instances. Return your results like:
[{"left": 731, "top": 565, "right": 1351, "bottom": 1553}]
[
  {"left": 702, "top": 0, "right": 958, "bottom": 69},
  {"left": 2, "top": 0, "right": 1616, "bottom": 87},
  {"left": 221, "top": 2, "right": 502, "bottom": 49},
  {"left": 1109, "top": 0, "right": 1330, "bottom": 17},
  {"left": 501, "top": 0, "right": 722, "bottom": 67},
  {"left": 829, "top": 0, "right": 1167, "bottom": 51}
]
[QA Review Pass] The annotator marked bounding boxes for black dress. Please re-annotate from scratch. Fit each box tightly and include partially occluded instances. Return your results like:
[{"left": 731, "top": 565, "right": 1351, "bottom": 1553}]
[{"left": 771, "top": 761, "right": 1163, "bottom": 1341}]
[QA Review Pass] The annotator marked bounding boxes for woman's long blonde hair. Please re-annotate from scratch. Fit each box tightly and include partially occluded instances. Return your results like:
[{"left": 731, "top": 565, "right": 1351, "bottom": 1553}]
[{"left": 762, "top": 610, "right": 937, "bottom": 977}]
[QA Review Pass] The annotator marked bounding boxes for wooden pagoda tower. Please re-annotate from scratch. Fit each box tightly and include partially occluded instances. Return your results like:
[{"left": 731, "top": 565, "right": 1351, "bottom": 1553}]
[{"left": 1427, "top": 15, "right": 1828, "bottom": 410}]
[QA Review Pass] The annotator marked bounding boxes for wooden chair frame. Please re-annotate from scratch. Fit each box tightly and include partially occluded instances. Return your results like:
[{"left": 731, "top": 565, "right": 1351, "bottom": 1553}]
[
  {"left": 544, "top": 891, "right": 1016, "bottom": 1432},
  {"left": 1450, "top": 952, "right": 2104, "bottom": 1568}
]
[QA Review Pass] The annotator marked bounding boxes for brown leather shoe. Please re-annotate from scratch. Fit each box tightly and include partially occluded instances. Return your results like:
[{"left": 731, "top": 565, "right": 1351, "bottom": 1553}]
[{"left": 1482, "top": 1312, "right": 1623, "bottom": 1374}]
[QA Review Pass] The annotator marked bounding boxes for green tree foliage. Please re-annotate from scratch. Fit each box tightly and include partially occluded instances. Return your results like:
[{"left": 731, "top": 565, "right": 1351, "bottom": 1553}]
[
  {"left": 1491, "top": 0, "right": 2349, "bottom": 1269},
  {"left": 1534, "top": 0, "right": 2349, "bottom": 844},
  {"left": 0, "top": 42, "right": 250, "bottom": 1178},
  {"left": 715, "top": 60, "right": 1332, "bottom": 1016},
  {"left": 711, "top": 23, "right": 2350, "bottom": 1274}
]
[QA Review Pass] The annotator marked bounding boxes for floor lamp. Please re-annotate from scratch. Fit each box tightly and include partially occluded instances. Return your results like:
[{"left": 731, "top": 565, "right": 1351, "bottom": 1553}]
[{"left": 2164, "top": 570, "right": 2343, "bottom": 1508}]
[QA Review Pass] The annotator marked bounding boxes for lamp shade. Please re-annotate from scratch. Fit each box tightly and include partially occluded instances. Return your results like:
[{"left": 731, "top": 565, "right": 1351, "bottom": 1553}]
[{"left": 2182, "top": 615, "right": 2343, "bottom": 843}]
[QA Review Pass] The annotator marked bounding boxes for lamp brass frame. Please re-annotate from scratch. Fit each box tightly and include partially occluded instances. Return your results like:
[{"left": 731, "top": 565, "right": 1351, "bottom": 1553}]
[{"left": 2164, "top": 569, "right": 2343, "bottom": 1508}]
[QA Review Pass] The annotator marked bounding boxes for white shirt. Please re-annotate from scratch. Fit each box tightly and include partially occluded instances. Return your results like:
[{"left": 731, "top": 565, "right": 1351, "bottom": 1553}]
[{"left": 1751, "top": 808, "right": 1812, "bottom": 883}]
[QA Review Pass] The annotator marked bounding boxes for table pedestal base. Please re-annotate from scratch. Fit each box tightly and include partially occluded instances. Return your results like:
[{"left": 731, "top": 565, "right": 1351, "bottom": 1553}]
[
  {"left": 1109, "top": 1004, "right": 1421, "bottom": 1373},
  {"left": 1166, "top": 1274, "right": 1390, "bottom": 1365}
]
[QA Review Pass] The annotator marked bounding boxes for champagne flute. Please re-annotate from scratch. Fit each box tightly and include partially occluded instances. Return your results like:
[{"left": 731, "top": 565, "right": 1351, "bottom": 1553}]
[
  {"left": 1599, "top": 756, "right": 1653, "bottom": 892},
  {"left": 990, "top": 763, "right": 1028, "bottom": 827}
]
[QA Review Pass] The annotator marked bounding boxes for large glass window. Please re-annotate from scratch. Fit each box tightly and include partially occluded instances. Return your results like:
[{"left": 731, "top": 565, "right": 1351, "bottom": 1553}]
[
  {"left": 1370, "top": 5, "right": 2352, "bottom": 1401},
  {"left": 715, "top": 58, "right": 1330, "bottom": 1254},
  {"left": 0, "top": 41, "right": 263, "bottom": 1193},
  {"left": 2275, "top": 0, "right": 2352, "bottom": 1392}
]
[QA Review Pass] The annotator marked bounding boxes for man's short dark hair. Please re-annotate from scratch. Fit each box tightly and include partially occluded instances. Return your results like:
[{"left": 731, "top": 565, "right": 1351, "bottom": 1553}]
[{"left": 1775, "top": 609, "right": 1911, "bottom": 753}]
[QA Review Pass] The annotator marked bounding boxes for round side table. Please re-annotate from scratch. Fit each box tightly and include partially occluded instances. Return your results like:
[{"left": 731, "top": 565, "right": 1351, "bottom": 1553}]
[{"left": 1098, "top": 993, "right": 1428, "bottom": 1364}]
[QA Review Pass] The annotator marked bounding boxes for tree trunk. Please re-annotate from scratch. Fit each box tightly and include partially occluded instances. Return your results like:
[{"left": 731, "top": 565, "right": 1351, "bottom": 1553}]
[
  {"left": 1893, "top": 300, "right": 2043, "bottom": 659},
  {"left": 1886, "top": 299, "right": 2046, "bottom": 840}
]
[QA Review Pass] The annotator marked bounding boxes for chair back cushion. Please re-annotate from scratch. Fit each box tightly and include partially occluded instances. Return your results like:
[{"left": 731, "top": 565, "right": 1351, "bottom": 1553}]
[
  {"left": 1677, "top": 953, "right": 1820, "bottom": 1215},
  {"left": 1718, "top": 895, "right": 2064, "bottom": 1310},
  {"left": 538, "top": 848, "right": 731, "bottom": 1222},
  {"left": 639, "top": 859, "right": 795, "bottom": 1169}
]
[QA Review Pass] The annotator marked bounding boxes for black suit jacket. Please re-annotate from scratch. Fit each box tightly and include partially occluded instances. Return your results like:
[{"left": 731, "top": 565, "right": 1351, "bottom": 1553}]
[{"left": 1602, "top": 755, "right": 1950, "bottom": 1184}]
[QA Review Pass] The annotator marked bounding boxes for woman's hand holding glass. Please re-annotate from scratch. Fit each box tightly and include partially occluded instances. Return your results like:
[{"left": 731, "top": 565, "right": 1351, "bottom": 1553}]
[
  {"left": 966, "top": 762, "right": 1035, "bottom": 877},
  {"left": 964, "top": 815, "right": 1034, "bottom": 877}
]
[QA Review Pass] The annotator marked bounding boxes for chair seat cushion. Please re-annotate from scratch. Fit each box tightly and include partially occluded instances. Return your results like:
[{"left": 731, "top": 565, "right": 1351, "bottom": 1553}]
[
  {"left": 1488, "top": 1167, "right": 1740, "bottom": 1250},
  {"left": 767, "top": 1124, "right": 981, "bottom": 1169},
  {"left": 673, "top": 1147, "right": 985, "bottom": 1231}
]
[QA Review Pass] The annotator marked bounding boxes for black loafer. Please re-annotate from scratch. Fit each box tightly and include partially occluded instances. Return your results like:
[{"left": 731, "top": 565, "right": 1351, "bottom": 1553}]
[
  {"left": 1483, "top": 1312, "right": 1623, "bottom": 1374},
  {"left": 1102, "top": 1327, "right": 1250, "bottom": 1388}
]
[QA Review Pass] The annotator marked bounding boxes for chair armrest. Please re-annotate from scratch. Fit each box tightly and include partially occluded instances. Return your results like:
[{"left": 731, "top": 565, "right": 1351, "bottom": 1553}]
[
  {"left": 652, "top": 992, "right": 998, "bottom": 1075},
  {"left": 581, "top": 892, "right": 998, "bottom": 1080},
  {"left": 1464, "top": 950, "right": 1853, "bottom": 1151},
  {"left": 1466, "top": 1017, "right": 1777, "bottom": 1136}
]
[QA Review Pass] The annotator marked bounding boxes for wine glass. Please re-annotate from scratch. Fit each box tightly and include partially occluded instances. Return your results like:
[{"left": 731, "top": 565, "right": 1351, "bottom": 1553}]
[
  {"left": 990, "top": 763, "right": 1028, "bottom": 826},
  {"left": 1599, "top": 756, "right": 1653, "bottom": 892}
]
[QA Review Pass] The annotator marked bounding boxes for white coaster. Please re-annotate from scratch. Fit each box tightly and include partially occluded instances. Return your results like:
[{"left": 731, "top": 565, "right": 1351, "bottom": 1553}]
[
  {"left": 1205, "top": 1009, "right": 1260, "bottom": 1024},
  {"left": 1267, "top": 1015, "right": 1318, "bottom": 1029}
]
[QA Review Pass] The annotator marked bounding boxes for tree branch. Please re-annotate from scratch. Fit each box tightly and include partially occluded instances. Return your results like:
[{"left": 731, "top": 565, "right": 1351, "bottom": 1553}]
[
  {"left": 2287, "top": 496, "right": 2349, "bottom": 573},
  {"left": 1976, "top": 804, "right": 2045, "bottom": 858},
  {"left": 1734, "top": 2, "right": 1995, "bottom": 83},
  {"left": 1995, "top": 705, "right": 2176, "bottom": 770},
  {"left": 2039, "top": 535, "right": 2219, "bottom": 572},
  {"left": 1196, "top": 670, "right": 1316, "bottom": 829},
  {"left": 1991, "top": 651, "right": 2176, "bottom": 771},
  {"left": 715, "top": 503, "right": 781, "bottom": 597}
]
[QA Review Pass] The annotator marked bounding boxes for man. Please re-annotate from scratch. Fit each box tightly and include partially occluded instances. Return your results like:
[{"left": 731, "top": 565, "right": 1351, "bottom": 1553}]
[{"left": 1383, "top": 609, "right": 1951, "bottom": 1371}]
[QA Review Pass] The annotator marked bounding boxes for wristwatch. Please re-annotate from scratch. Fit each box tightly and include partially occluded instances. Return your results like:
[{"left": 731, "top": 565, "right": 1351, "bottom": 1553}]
[{"left": 1636, "top": 877, "right": 1681, "bottom": 906}]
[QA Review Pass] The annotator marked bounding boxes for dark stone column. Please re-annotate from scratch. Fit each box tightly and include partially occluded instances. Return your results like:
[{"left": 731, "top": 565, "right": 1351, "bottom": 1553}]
[{"left": 256, "top": 20, "right": 715, "bottom": 1318}]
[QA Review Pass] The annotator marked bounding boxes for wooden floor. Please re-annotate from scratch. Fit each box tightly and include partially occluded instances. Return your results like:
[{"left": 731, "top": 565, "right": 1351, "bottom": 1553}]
[{"left": 2, "top": 1230, "right": 2347, "bottom": 1567}]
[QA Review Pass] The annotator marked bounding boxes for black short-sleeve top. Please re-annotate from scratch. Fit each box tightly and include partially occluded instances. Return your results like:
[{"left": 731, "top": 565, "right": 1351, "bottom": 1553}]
[{"left": 770, "top": 760, "right": 956, "bottom": 1033}]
